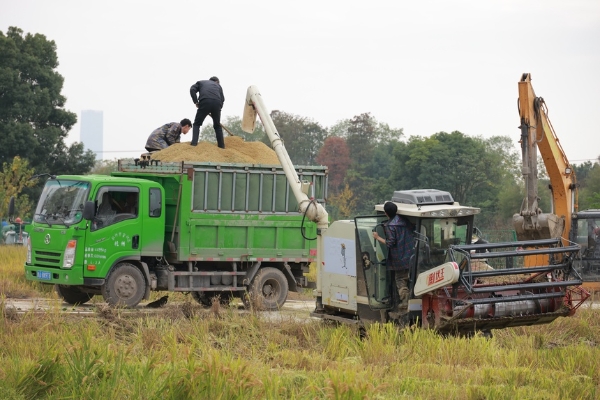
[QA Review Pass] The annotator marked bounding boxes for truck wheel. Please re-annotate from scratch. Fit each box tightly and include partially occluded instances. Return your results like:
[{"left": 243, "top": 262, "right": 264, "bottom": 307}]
[
  {"left": 191, "top": 291, "right": 232, "bottom": 307},
  {"left": 101, "top": 262, "right": 146, "bottom": 308},
  {"left": 55, "top": 285, "right": 94, "bottom": 305},
  {"left": 247, "top": 267, "right": 288, "bottom": 310}
]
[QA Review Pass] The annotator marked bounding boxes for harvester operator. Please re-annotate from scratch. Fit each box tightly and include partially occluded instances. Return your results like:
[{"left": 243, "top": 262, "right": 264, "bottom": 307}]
[
  {"left": 145, "top": 118, "right": 192, "bottom": 152},
  {"left": 372, "top": 202, "right": 415, "bottom": 321},
  {"left": 189, "top": 76, "right": 225, "bottom": 149}
]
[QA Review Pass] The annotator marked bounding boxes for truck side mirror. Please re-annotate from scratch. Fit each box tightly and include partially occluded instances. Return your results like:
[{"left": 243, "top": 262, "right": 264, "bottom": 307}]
[{"left": 82, "top": 201, "right": 96, "bottom": 220}]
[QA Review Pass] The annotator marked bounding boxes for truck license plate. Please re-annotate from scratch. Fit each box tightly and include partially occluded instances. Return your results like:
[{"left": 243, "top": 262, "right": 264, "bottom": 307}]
[{"left": 38, "top": 271, "right": 52, "bottom": 280}]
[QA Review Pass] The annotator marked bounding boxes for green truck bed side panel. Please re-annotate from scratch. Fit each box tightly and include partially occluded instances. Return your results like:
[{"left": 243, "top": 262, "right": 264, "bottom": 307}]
[
  {"left": 113, "top": 160, "right": 327, "bottom": 262},
  {"left": 182, "top": 213, "right": 317, "bottom": 260}
]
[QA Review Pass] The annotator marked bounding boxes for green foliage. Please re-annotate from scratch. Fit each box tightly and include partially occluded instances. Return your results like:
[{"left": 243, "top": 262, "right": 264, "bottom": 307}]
[
  {"left": 391, "top": 131, "right": 499, "bottom": 205},
  {"left": 200, "top": 115, "right": 267, "bottom": 144},
  {"left": 327, "top": 184, "right": 357, "bottom": 220},
  {"left": 332, "top": 113, "right": 405, "bottom": 214},
  {"left": 587, "top": 192, "right": 600, "bottom": 209},
  {"left": 0, "top": 156, "right": 37, "bottom": 220},
  {"left": 579, "top": 162, "right": 600, "bottom": 210},
  {"left": 16, "top": 356, "right": 59, "bottom": 399},
  {"left": 89, "top": 158, "right": 119, "bottom": 175},
  {"left": 271, "top": 110, "right": 327, "bottom": 165},
  {"left": 573, "top": 161, "right": 596, "bottom": 188},
  {"left": 0, "top": 27, "right": 96, "bottom": 178},
  {"left": 387, "top": 132, "right": 524, "bottom": 229},
  {"left": 346, "top": 113, "right": 377, "bottom": 165}
]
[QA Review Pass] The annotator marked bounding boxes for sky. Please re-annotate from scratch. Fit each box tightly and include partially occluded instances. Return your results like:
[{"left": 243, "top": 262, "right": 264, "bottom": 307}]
[{"left": 1, "top": 0, "right": 599, "bottom": 163}]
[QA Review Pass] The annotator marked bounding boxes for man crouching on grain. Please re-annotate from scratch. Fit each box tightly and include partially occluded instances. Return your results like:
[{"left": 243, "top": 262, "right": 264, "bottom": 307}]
[{"left": 145, "top": 119, "right": 192, "bottom": 152}]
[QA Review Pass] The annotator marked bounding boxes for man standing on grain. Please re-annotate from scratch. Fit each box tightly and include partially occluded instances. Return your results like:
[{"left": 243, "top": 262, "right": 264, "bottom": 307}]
[
  {"left": 190, "top": 76, "right": 225, "bottom": 148},
  {"left": 373, "top": 201, "right": 415, "bottom": 321}
]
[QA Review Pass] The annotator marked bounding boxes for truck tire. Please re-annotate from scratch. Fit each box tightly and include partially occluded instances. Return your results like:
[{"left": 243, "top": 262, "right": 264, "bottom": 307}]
[
  {"left": 191, "top": 291, "right": 232, "bottom": 307},
  {"left": 101, "top": 262, "right": 146, "bottom": 308},
  {"left": 247, "top": 267, "right": 288, "bottom": 310},
  {"left": 55, "top": 285, "right": 94, "bottom": 305}
]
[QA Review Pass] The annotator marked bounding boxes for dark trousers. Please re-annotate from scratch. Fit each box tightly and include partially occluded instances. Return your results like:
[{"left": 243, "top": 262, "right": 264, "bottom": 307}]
[{"left": 192, "top": 99, "right": 224, "bottom": 148}]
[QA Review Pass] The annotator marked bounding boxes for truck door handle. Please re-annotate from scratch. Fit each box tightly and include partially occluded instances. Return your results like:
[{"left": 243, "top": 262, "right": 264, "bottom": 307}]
[{"left": 132, "top": 235, "right": 139, "bottom": 249}]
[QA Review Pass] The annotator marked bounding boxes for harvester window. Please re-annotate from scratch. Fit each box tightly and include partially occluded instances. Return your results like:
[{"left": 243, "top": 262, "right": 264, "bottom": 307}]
[{"left": 415, "top": 218, "right": 470, "bottom": 274}]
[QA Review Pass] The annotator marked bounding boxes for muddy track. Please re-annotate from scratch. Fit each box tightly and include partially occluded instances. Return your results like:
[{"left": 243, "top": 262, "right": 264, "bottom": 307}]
[{"left": 2, "top": 297, "right": 317, "bottom": 322}]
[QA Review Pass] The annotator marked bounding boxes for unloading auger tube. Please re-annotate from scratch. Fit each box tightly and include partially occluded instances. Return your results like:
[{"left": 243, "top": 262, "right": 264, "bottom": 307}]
[{"left": 241, "top": 85, "right": 329, "bottom": 230}]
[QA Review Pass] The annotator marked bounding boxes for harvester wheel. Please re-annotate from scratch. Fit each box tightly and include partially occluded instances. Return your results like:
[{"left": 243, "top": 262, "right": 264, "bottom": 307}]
[
  {"left": 246, "top": 267, "right": 288, "bottom": 311},
  {"left": 101, "top": 262, "right": 146, "bottom": 308},
  {"left": 55, "top": 285, "right": 94, "bottom": 305},
  {"left": 191, "top": 291, "right": 232, "bottom": 307}
]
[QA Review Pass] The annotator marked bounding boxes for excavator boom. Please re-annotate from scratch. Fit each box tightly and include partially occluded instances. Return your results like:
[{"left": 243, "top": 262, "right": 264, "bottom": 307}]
[{"left": 513, "top": 73, "right": 577, "bottom": 242}]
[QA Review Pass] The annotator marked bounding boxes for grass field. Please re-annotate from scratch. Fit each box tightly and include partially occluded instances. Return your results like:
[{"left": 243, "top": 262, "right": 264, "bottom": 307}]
[{"left": 1, "top": 246, "right": 599, "bottom": 399}]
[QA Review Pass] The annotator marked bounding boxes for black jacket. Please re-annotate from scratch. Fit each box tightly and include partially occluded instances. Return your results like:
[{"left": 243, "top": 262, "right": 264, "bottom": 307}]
[{"left": 190, "top": 80, "right": 225, "bottom": 105}]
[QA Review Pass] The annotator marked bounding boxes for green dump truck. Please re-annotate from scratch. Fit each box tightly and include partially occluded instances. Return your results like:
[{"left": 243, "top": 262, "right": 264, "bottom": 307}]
[{"left": 23, "top": 159, "right": 327, "bottom": 309}]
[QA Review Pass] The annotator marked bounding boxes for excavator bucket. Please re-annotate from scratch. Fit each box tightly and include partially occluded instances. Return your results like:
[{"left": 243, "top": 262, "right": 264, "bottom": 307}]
[
  {"left": 420, "top": 238, "right": 589, "bottom": 335},
  {"left": 513, "top": 213, "right": 565, "bottom": 241}
]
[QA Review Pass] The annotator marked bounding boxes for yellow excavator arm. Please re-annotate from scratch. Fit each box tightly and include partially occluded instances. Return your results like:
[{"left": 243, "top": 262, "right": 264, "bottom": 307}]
[{"left": 513, "top": 73, "right": 578, "bottom": 242}]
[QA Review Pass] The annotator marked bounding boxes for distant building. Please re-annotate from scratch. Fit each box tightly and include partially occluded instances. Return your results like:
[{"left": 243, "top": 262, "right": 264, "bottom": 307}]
[{"left": 81, "top": 110, "right": 104, "bottom": 159}]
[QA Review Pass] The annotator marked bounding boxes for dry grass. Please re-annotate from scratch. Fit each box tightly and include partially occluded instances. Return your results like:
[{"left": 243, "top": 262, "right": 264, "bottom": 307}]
[
  {"left": 0, "top": 246, "right": 51, "bottom": 298},
  {"left": 2, "top": 305, "right": 599, "bottom": 399},
  {"left": 2, "top": 246, "right": 600, "bottom": 399}
]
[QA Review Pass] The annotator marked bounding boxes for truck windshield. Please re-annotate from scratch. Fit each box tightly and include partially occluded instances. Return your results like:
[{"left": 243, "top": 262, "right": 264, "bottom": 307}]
[{"left": 33, "top": 180, "right": 91, "bottom": 226}]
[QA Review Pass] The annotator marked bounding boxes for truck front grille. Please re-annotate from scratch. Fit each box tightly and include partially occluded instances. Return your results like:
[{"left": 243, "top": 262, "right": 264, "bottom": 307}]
[{"left": 34, "top": 251, "right": 62, "bottom": 268}]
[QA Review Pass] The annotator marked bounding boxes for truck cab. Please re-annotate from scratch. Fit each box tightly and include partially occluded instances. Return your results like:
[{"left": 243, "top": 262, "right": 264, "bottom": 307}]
[{"left": 24, "top": 175, "right": 165, "bottom": 306}]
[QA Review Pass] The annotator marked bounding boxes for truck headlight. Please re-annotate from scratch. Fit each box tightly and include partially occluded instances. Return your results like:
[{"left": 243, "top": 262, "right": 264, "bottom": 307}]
[
  {"left": 63, "top": 240, "right": 77, "bottom": 269},
  {"left": 26, "top": 237, "right": 32, "bottom": 264}
]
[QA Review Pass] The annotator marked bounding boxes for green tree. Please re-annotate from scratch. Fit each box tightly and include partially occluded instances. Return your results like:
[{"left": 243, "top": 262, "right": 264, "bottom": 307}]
[
  {"left": 391, "top": 131, "right": 501, "bottom": 205},
  {"left": 573, "top": 161, "right": 596, "bottom": 189},
  {"left": 480, "top": 135, "right": 523, "bottom": 228},
  {"left": 0, "top": 27, "right": 96, "bottom": 176},
  {"left": 89, "top": 158, "right": 119, "bottom": 175},
  {"left": 332, "top": 113, "right": 405, "bottom": 215},
  {"left": 579, "top": 162, "right": 600, "bottom": 210},
  {"left": 270, "top": 111, "right": 327, "bottom": 165},
  {"left": 0, "top": 156, "right": 37, "bottom": 220},
  {"left": 346, "top": 113, "right": 377, "bottom": 165},
  {"left": 199, "top": 115, "right": 267, "bottom": 143},
  {"left": 328, "top": 184, "right": 357, "bottom": 220}
]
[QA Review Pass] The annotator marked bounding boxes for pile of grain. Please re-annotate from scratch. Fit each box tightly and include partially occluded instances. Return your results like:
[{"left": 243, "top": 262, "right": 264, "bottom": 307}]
[{"left": 150, "top": 136, "right": 280, "bottom": 164}]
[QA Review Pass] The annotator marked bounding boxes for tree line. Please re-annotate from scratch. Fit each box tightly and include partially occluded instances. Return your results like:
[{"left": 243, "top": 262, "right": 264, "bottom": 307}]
[
  {"left": 198, "top": 111, "right": 600, "bottom": 229},
  {"left": 0, "top": 27, "right": 95, "bottom": 219},
  {"left": 2, "top": 26, "right": 600, "bottom": 232}
]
